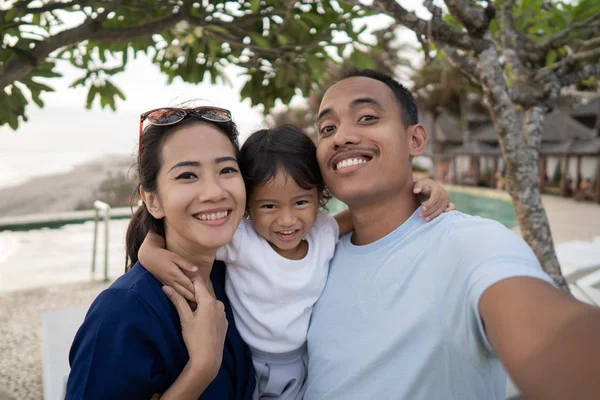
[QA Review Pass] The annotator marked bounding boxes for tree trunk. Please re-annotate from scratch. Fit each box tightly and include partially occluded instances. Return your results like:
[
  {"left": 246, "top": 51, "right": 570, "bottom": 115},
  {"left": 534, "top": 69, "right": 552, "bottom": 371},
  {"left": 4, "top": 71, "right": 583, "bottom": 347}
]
[{"left": 475, "top": 43, "right": 569, "bottom": 292}]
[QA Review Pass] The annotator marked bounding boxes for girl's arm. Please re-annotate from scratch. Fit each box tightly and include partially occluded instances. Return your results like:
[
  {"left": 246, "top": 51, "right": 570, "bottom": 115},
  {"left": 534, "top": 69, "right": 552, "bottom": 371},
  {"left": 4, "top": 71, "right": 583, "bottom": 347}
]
[
  {"left": 413, "top": 178, "right": 455, "bottom": 221},
  {"left": 139, "top": 231, "right": 197, "bottom": 301},
  {"left": 332, "top": 178, "right": 455, "bottom": 237}
]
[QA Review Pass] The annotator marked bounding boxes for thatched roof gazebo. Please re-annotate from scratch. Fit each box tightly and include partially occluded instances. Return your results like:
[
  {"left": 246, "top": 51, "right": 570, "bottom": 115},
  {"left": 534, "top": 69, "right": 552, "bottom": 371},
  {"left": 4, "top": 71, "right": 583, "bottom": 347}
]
[
  {"left": 471, "top": 109, "right": 595, "bottom": 144},
  {"left": 541, "top": 138, "right": 600, "bottom": 202},
  {"left": 448, "top": 141, "right": 503, "bottom": 186}
]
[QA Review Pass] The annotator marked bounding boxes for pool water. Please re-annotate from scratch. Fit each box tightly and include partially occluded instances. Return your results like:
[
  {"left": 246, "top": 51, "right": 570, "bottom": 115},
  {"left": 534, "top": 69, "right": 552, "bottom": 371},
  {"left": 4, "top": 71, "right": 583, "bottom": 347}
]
[
  {"left": 0, "top": 191, "right": 517, "bottom": 292},
  {"left": 326, "top": 191, "right": 518, "bottom": 229},
  {"left": 448, "top": 191, "right": 518, "bottom": 228}
]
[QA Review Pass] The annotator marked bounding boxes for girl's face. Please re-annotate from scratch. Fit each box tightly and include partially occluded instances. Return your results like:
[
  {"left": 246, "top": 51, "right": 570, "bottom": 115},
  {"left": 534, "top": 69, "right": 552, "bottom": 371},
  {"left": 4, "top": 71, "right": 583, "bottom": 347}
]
[
  {"left": 248, "top": 170, "right": 319, "bottom": 259},
  {"left": 143, "top": 123, "right": 246, "bottom": 254}
]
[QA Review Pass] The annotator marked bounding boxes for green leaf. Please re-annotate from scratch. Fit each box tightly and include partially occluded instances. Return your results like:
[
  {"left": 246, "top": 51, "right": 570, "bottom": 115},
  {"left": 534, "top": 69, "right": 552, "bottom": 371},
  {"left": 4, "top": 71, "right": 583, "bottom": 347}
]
[
  {"left": 205, "top": 25, "right": 230, "bottom": 35},
  {"left": 249, "top": 32, "right": 271, "bottom": 49},
  {"left": 105, "top": 80, "right": 126, "bottom": 101},
  {"left": 276, "top": 35, "right": 290, "bottom": 46},
  {"left": 348, "top": 49, "right": 374, "bottom": 69},
  {"left": 251, "top": 0, "right": 261, "bottom": 13},
  {"left": 86, "top": 86, "right": 98, "bottom": 109},
  {"left": 545, "top": 50, "right": 557, "bottom": 67}
]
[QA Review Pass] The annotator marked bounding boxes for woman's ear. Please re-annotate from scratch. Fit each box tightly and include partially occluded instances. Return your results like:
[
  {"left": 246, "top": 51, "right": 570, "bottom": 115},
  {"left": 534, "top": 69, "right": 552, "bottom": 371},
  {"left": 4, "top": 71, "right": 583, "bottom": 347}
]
[{"left": 140, "top": 186, "right": 165, "bottom": 219}]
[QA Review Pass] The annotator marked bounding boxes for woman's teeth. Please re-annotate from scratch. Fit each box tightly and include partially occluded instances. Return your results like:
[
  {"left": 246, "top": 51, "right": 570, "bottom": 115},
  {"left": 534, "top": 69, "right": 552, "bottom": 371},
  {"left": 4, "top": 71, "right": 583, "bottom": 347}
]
[
  {"left": 336, "top": 158, "right": 368, "bottom": 170},
  {"left": 195, "top": 210, "right": 229, "bottom": 220}
]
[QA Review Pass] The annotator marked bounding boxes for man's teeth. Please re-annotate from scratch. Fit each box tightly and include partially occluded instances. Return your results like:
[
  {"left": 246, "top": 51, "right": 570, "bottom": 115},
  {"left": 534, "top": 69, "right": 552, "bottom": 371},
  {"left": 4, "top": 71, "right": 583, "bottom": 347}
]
[
  {"left": 196, "top": 211, "right": 229, "bottom": 221},
  {"left": 336, "top": 158, "right": 368, "bottom": 170}
]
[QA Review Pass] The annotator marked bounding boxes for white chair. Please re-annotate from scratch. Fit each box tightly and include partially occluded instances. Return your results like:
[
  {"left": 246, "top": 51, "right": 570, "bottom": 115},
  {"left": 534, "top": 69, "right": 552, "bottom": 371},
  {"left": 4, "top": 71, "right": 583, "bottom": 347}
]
[{"left": 41, "top": 307, "right": 88, "bottom": 400}]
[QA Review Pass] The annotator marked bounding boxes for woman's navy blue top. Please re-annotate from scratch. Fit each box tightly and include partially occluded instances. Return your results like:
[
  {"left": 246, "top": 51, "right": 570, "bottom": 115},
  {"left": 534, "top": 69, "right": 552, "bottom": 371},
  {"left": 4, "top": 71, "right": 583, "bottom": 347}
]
[{"left": 66, "top": 261, "right": 255, "bottom": 399}]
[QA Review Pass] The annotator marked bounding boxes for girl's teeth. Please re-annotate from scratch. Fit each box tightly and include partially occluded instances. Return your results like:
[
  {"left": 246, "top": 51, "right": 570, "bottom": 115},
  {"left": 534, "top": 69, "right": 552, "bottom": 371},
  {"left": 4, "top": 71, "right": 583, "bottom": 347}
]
[
  {"left": 197, "top": 211, "right": 229, "bottom": 220},
  {"left": 337, "top": 158, "right": 367, "bottom": 170}
]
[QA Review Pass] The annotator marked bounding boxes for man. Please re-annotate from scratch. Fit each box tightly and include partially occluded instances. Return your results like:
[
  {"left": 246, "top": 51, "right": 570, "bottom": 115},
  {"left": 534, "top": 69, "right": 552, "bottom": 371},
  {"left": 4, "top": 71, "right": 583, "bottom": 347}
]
[{"left": 305, "top": 69, "right": 600, "bottom": 400}]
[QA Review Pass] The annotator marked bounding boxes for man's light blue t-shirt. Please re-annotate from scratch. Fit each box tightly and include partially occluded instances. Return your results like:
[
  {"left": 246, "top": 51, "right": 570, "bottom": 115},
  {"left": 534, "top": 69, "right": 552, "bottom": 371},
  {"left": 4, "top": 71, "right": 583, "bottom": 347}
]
[{"left": 305, "top": 208, "right": 553, "bottom": 400}]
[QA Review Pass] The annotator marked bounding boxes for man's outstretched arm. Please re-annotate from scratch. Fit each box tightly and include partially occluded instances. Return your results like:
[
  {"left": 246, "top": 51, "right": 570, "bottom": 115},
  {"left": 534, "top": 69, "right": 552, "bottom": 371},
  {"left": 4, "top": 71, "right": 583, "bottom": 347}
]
[{"left": 480, "top": 277, "right": 600, "bottom": 400}]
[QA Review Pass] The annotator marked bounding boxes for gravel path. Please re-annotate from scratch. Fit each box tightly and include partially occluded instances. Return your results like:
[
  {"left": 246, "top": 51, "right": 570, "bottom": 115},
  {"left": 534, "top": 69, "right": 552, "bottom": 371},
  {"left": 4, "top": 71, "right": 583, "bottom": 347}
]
[{"left": 0, "top": 280, "right": 111, "bottom": 400}]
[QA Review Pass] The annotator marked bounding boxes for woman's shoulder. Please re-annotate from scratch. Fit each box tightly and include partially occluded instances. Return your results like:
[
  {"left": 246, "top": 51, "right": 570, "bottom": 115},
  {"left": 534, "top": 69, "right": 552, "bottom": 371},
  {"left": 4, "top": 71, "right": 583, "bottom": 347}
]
[{"left": 92, "top": 262, "right": 172, "bottom": 321}]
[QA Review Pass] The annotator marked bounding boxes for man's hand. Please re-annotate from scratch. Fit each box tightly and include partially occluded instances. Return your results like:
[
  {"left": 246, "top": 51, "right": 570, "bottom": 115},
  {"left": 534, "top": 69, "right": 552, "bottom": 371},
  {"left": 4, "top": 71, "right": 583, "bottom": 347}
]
[{"left": 480, "top": 277, "right": 600, "bottom": 399}]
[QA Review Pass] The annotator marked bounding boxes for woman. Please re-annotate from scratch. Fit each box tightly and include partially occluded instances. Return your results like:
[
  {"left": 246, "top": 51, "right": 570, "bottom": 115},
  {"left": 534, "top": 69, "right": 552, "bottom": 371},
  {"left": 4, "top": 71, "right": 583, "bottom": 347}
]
[{"left": 66, "top": 106, "right": 255, "bottom": 399}]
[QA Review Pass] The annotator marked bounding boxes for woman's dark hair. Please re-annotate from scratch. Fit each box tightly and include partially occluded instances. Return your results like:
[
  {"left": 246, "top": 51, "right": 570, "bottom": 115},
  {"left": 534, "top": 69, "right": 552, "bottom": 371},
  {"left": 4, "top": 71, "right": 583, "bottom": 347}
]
[
  {"left": 125, "top": 116, "right": 240, "bottom": 271},
  {"left": 240, "top": 124, "right": 330, "bottom": 210}
]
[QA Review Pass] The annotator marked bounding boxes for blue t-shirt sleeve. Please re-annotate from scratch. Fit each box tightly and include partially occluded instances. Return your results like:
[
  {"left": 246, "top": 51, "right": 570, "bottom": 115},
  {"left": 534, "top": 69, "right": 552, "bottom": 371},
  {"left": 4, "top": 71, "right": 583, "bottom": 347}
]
[
  {"left": 446, "top": 216, "right": 553, "bottom": 354},
  {"left": 66, "top": 288, "right": 165, "bottom": 399}
]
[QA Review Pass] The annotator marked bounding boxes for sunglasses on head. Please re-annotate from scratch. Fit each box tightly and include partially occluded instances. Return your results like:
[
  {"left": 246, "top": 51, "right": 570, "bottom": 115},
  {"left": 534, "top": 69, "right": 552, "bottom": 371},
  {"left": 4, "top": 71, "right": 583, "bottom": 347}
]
[{"left": 138, "top": 106, "right": 232, "bottom": 156}]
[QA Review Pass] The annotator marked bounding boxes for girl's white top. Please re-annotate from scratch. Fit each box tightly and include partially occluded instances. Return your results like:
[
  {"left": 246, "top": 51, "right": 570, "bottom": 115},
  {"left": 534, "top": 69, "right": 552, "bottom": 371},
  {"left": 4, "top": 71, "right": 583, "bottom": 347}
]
[{"left": 218, "top": 211, "right": 339, "bottom": 353}]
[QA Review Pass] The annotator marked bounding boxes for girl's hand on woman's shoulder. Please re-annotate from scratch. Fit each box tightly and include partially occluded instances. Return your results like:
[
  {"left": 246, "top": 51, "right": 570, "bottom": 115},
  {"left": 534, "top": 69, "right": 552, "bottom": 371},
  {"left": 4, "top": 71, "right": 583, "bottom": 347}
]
[{"left": 162, "top": 279, "right": 228, "bottom": 382}]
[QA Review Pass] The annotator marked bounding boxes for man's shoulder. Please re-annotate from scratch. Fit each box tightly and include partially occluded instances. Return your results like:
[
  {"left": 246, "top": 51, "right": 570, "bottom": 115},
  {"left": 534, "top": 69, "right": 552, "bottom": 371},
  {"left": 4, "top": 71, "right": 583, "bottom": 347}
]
[{"left": 432, "top": 211, "right": 516, "bottom": 241}]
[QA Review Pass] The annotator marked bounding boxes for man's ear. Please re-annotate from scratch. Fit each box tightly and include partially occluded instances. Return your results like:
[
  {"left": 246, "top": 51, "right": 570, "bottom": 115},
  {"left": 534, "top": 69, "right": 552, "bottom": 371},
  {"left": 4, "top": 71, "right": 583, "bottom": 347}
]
[
  {"left": 408, "top": 124, "right": 427, "bottom": 157},
  {"left": 140, "top": 186, "right": 165, "bottom": 219}
]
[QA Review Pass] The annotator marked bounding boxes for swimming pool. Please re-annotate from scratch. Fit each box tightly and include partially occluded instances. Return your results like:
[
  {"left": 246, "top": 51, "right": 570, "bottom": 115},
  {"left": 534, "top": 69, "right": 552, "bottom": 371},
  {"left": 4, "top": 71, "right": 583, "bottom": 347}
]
[
  {"left": 0, "top": 191, "right": 517, "bottom": 292},
  {"left": 327, "top": 191, "right": 518, "bottom": 229}
]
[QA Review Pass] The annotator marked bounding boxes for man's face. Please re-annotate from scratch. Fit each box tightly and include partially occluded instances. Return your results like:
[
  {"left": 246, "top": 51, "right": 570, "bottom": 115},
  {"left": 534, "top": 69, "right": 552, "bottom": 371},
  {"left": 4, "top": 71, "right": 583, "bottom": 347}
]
[{"left": 316, "top": 76, "right": 423, "bottom": 206}]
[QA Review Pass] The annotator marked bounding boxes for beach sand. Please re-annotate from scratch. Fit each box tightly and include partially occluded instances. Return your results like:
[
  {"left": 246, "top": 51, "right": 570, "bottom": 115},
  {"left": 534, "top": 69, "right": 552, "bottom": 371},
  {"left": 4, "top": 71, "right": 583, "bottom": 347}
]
[{"left": 0, "top": 281, "right": 111, "bottom": 400}]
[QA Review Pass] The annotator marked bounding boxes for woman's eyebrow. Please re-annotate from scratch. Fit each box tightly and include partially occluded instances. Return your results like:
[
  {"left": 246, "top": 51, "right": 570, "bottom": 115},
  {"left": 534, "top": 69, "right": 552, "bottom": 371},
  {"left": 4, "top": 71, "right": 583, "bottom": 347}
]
[
  {"left": 169, "top": 161, "right": 199, "bottom": 172},
  {"left": 168, "top": 156, "right": 237, "bottom": 172}
]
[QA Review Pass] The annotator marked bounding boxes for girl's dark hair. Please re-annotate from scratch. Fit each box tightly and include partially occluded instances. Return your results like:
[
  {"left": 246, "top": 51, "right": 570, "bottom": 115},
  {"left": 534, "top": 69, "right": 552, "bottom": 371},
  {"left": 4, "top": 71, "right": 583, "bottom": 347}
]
[
  {"left": 125, "top": 116, "right": 240, "bottom": 271},
  {"left": 240, "top": 124, "right": 330, "bottom": 209}
]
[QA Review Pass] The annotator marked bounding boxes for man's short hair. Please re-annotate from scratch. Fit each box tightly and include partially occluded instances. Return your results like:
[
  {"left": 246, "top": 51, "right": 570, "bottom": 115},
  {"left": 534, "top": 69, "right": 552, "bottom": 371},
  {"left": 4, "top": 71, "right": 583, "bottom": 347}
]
[{"left": 336, "top": 68, "right": 418, "bottom": 128}]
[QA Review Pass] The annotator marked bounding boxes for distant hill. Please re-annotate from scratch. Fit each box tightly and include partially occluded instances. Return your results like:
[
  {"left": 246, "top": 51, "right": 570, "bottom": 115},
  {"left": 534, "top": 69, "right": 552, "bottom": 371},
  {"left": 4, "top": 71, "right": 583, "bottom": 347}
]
[{"left": 0, "top": 154, "right": 137, "bottom": 217}]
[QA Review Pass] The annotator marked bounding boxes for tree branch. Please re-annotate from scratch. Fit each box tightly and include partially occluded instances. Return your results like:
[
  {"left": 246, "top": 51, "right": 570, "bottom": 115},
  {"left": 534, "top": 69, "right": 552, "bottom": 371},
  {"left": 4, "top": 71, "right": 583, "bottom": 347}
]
[
  {"left": 0, "top": 1, "right": 192, "bottom": 89},
  {"left": 560, "top": 88, "right": 600, "bottom": 99},
  {"left": 417, "top": 33, "right": 433, "bottom": 64},
  {"left": 443, "top": 0, "right": 495, "bottom": 37},
  {"left": 88, "top": 12, "right": 185, "bottom": 42},
  {"left": 19, "top": 1, "right": 92, "bottom": 14},
  {"left": 561, "top": 60, "right": 600, "bottom": 86},
  {"left": 500, "top": 0, "right": 534, "bottom": 82},
  {"left": 364, "top": 0, "right": 485, "bottom": 52},
  {"left": 536, "top": 46, "right": 600, "bottom": 78},
  {"left": 537, "top": 11, "right": 600, "bottom": 51},
  {"left": 579, "top": 36, "right": 600, "bottom": 49},
  {"left": 423, "top": 0, "right": 442, "bottom": 20},
  {"left": 438, "top": 44, "right": 479, "bottom": 84}
]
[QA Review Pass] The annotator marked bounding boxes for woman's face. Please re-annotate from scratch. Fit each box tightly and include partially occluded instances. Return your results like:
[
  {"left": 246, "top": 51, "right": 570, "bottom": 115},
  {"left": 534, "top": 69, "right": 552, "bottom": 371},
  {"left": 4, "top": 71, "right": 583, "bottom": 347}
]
[{"left": 144, "top": 122, "right": 246, "bottom": 253}]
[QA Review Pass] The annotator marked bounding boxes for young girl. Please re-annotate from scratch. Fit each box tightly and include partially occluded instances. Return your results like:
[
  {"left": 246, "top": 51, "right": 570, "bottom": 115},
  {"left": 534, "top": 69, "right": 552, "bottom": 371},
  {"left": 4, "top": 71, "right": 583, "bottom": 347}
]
[{"left": 139, "top": 124, "right": 454, "bottom": 400}]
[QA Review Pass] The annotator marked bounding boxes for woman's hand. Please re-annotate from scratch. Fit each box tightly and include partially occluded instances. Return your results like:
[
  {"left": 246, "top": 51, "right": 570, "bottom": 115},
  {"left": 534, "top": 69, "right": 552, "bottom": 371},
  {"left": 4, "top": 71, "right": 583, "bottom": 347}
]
[
  {"left": 140, "top": 231, "right": 197, "bottom": 302},
  {"left": 413, "top": 178, "right": 456, "bottom": 222},
  {"left": 162, "top": 279, "right": 228, "bottom": 383}
]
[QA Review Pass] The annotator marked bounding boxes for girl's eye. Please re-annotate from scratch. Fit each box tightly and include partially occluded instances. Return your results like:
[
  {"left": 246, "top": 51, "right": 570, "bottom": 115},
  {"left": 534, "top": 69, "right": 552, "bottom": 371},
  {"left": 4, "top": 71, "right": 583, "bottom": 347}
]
[
  {"left": 175, "top": 172, "right": 197, "bottom": 180},
  {"left": 358, "top": 115, "right": 377, "bottom": 123},
  {"left": 221, "top": 166, "right": 239, "bottom": 175},
  {"left": 261, "top": 204, "right": 276, "bottom": 209},
  {"left": 296, "top": 200, "right": 309, "bottom": 206},
  {"left": 320, "top": 125, "right": 336, "bottom": 136}
]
